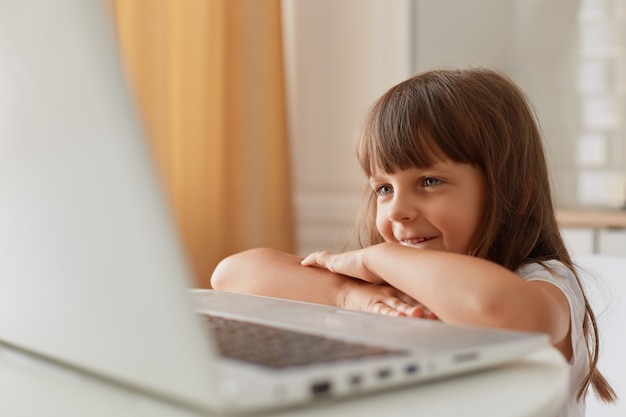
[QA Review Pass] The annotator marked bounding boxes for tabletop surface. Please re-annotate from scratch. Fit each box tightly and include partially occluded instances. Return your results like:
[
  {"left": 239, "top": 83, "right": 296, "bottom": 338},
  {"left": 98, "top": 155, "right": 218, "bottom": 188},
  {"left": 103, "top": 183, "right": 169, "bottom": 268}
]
[{"left": 1, "top": 342, "right": 568, "bottom": 417}]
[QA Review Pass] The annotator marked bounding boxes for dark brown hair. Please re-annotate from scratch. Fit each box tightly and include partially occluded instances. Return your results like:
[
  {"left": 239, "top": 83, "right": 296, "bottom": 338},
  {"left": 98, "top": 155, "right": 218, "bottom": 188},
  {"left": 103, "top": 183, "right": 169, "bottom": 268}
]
[{"left": 356, "top": 67, "right": 615, "bottom": 402}]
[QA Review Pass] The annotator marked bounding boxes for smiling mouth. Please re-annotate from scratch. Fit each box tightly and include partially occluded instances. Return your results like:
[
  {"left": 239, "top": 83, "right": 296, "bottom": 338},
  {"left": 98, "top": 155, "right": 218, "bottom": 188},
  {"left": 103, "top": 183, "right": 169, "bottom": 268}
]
[{"left": 399, "top": 237, "right": 435, "bottom": 246}]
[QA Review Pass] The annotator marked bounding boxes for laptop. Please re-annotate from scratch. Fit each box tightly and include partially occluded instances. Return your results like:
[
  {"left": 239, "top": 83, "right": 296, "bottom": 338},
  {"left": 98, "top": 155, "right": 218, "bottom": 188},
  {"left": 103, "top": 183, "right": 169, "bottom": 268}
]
[{"left": 0, "top": 0, "right": 549, "bottom": 414}]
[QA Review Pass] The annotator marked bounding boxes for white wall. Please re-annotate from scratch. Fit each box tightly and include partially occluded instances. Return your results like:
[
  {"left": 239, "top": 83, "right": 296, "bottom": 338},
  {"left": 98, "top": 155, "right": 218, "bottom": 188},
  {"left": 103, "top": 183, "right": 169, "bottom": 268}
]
[{"left": 282, "top": 0, "right": 412, "bottom": 255}]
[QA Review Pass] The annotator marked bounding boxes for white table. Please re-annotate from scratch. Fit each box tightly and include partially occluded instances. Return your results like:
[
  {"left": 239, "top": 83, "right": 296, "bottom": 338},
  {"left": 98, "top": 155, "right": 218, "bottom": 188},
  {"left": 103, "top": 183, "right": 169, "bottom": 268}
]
[{"left": 1, "top": 342, "right": 568, "bottom": 417}]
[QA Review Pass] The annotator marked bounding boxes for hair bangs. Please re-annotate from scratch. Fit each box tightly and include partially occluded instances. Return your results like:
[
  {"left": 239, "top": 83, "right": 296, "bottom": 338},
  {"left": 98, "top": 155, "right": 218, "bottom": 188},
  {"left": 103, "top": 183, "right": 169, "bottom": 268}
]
[{"left": 357, "top": 89, "right": 447, "bottom": 177}]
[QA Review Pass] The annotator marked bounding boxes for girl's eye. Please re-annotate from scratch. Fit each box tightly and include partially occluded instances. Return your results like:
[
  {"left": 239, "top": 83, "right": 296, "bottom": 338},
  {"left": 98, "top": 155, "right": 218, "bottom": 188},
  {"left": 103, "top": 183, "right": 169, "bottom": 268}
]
[
  {"left": 423, "top": 177, "right": 443, "bottom": 187},
  {"left": 375, "top": 185, "right": 393, "bottom": 196}
]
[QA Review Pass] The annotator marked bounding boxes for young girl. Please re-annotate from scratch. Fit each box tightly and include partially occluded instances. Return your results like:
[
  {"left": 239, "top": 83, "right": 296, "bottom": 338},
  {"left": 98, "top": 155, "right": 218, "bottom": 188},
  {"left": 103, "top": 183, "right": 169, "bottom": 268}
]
[{"left": 211, "top": 67, "right": 616, "bottom": 415}]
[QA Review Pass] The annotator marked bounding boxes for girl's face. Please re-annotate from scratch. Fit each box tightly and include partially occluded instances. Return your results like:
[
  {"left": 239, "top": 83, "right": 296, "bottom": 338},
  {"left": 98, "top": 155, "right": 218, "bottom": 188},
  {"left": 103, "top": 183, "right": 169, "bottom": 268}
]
[{"left": 370, "top": 160, "right": 485, "bottom": 254}]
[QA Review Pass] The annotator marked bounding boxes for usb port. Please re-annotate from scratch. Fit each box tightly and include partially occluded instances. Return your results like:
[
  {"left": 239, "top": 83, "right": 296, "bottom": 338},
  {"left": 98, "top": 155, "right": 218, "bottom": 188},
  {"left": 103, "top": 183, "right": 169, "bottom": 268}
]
[
  {"left": 377, "top": 368, "right": 392, "bottom": 379},
  {"left": 349, "top": 374, "right": 363, "bottom": 386},
  {"left": 405, "top": 364, "right": 419, "bottom": 374},
  {"left": 311, "top": 381, "right": 332, "bottom": 397}
]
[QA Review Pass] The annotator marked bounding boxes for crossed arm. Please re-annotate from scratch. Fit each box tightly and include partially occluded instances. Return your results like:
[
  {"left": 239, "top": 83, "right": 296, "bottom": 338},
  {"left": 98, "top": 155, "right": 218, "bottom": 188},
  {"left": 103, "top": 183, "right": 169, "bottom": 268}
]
[
  {"left": 210, "top": 247, "right": 432, "bottom": 318},
  {"left": 210, "top": 243, "right": 572, "bottom": 357}
]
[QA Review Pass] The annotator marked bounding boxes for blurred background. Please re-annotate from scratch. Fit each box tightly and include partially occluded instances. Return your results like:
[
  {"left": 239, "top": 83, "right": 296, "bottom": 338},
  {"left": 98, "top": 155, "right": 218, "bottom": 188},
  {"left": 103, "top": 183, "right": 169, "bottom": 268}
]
[{"left": 109, "top": 0, "right": 626, "bottom": 289}]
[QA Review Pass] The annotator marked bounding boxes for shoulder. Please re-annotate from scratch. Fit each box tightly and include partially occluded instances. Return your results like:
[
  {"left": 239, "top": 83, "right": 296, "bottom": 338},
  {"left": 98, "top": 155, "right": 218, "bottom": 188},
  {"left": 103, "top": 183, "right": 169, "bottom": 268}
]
[
  {"left": 516, "top": 260, "right": 578, "bottom": 290},
  {"left": 516, "top": 259, "right": 574, "bottom": 280},
  {"left": 515, "top": 260, "right": 585, "bottom": 313}
]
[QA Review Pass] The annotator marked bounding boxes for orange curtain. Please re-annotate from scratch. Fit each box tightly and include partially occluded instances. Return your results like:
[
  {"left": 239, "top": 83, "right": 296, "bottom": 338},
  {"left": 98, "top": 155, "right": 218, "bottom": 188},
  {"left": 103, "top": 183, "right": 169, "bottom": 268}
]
[{"left": 111, "top": 0, "right": 294, "bottom": 288}]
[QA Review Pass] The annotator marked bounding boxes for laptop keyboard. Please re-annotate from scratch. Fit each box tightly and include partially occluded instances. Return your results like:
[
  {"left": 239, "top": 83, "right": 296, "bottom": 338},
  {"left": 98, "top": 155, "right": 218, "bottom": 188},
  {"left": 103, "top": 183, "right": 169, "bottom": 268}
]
[{"left": 202, "top": 314, "right": 407, "bottom": 369}]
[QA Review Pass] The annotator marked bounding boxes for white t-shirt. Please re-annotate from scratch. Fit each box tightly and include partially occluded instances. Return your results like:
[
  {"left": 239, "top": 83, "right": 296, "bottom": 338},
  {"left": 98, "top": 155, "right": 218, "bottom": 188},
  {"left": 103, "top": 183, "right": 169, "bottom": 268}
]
[{"left": 516, "top": 260, "right": 588, "bottom": 417}]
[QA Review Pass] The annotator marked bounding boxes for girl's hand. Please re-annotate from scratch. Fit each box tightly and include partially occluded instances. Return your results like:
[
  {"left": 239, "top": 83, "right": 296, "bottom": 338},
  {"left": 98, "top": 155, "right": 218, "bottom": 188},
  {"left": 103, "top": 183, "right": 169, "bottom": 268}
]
[
  {"left": 301, "top": 249, "right": 384, "bottom": 284},
  {"left": 339, "top": 280, "right": 436, "bottom": 319},
  {"left": 302, "top": 250, "right": 438, "bottom": 319}
]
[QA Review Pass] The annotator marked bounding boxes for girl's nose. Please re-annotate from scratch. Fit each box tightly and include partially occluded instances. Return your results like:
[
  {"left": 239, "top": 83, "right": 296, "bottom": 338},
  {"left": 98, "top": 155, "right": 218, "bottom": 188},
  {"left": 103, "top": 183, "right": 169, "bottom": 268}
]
[{"left": 387, "top": 193, "right": 418, "bottom": 223}]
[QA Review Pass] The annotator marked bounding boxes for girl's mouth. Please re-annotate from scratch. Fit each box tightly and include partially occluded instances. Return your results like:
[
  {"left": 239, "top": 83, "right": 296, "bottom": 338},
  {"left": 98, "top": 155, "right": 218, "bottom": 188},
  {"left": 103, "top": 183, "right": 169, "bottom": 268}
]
[{"left": 400, "top": 237, "right": 435, "bottom": 246}]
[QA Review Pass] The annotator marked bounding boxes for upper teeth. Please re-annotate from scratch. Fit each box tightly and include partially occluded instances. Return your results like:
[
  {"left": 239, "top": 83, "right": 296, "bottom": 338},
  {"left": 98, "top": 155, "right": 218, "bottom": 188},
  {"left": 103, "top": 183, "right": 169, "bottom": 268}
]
[{"left": 402, "top": 238, "right": 427, "bottom": 244}]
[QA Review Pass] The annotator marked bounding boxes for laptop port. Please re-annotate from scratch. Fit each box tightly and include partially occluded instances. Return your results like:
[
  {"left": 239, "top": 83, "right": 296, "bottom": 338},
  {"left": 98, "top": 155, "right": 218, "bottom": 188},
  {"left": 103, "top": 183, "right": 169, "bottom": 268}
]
[
  {"left": 377, "top": 368, "right": 391, "bottom": 379},
  {"left": 405, "top": 363, "right": 419, "bottom": 374},
  {"left": 349, "top": 374, "right": 363, "bottom": 386},
  {"left": 311, "top": 381, "right": 332, "bottom": 397}
]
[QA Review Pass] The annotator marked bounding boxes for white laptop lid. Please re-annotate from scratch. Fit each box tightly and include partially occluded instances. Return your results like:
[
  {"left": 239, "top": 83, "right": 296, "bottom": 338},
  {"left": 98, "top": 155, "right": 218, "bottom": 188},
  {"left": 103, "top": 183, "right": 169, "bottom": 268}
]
[{"left": 0, "top": 0, "right": 220, "bottom": 409}]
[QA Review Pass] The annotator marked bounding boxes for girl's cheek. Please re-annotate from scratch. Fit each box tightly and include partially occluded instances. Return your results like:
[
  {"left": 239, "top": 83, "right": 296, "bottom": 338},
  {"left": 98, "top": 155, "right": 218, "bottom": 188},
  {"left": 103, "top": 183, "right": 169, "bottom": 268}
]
[
  {"left": 375, "top": 216, "right": 389, "bottom": 238},
  {"left": 378, "top": 227, "right": 395, "bottom": 242}
]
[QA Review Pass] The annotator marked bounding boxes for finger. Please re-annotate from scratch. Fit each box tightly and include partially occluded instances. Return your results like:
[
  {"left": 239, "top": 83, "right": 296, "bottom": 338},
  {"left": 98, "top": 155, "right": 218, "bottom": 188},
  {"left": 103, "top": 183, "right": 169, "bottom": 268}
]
[
  {"left": 373, "top": 298, "right": 419, "bottom": 318},
  {"left": 300, "top": 251, "right": 327, "bottom": 266},
  {"left": 370, "top": 301, "right": 407, "bottom": 317},
  {"left": 426, "top": 311, "right": 440, "bottom": 320},
  {"left": 396, "top": 292, "right": 419, "bottom": 306},
  {"left": 385, "top": 295, "right": 425, "bottom": 315},
  {"left": 300, "top": 254, "right": 316, "bottom": 266},
  {"left": 401, "top": 305, "right": 427, "bottom": 318}
]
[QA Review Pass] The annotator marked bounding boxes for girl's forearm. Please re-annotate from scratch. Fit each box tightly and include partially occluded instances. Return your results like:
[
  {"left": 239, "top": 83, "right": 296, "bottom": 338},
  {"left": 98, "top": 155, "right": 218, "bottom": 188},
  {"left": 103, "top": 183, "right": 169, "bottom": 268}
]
[
  {"left": 210, "top": 248, "right": 353, "bottom": 306},
  {"left": 361, "top": 243, "right": 537, "bottom": 329}
]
